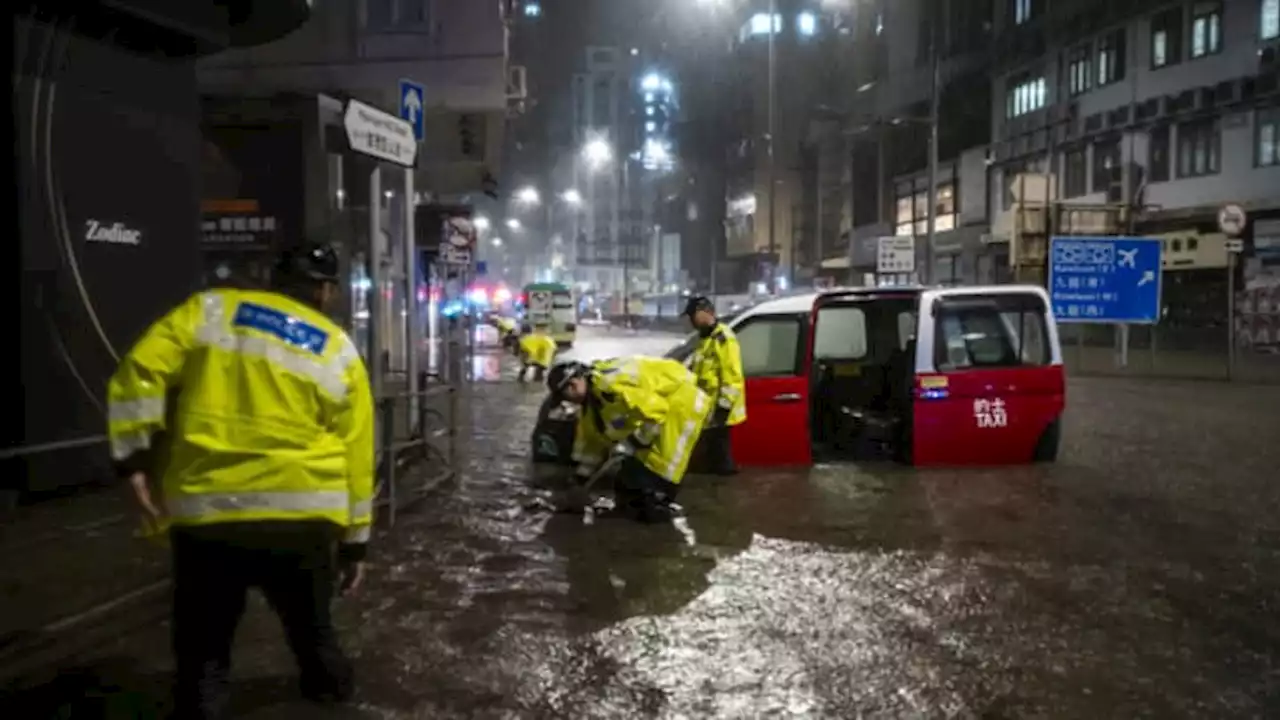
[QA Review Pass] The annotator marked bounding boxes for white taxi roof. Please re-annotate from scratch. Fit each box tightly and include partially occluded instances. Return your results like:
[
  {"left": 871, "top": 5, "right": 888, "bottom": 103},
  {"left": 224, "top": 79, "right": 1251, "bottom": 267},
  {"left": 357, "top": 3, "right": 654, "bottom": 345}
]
[{"left": 734, "top": 285, "right": 927, "bottom": 320}]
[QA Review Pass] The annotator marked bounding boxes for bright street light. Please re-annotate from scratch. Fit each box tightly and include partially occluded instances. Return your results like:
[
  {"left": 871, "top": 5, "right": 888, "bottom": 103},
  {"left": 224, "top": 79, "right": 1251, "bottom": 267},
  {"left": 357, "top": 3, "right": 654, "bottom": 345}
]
[
  {"left": 491, "top": 237, "right": 503, "bottom": 247},
  {"left": 561, "top": 189, "right": 583, "bottom": 205},
  {"left": 506, "top": 218, "right": 521, "bottom": 230},
  {"left": 473, "top": 216, "right": 491, "bottom": 231},
  {"left": 514, "top": 186, "right": 540, "bottom": 204},
  {"left": 582, "top": 138, "right": 612, "bottom": 168}
]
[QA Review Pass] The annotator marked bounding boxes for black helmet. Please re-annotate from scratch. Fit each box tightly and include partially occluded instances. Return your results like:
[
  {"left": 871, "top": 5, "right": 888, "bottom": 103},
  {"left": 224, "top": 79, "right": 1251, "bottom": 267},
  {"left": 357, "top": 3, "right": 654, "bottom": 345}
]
[
  {"left": 546, "top": 361, "right": 590, "bottom": 397},
  {"left": 682, "top": 294, "right": 715, "bottom": 318},
  {"left": 275, "top": 244, "right": 340, "bottom": 284}
]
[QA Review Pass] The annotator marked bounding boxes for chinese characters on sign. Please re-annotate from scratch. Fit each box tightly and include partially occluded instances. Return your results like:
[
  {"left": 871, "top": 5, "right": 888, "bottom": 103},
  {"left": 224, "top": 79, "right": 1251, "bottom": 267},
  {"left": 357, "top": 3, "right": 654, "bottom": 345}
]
[
  {"left": 973, "top": 398, "right": 1008, "bottom": 428},
  {"left": 202, "top": 215, "right": 278, "bottom": 245},
  {"left": 1047, "top": 237, "right": 1163, "bottom": 324},
  {"left": 877, "top": 236, "right": 915, "bottom": 274}
]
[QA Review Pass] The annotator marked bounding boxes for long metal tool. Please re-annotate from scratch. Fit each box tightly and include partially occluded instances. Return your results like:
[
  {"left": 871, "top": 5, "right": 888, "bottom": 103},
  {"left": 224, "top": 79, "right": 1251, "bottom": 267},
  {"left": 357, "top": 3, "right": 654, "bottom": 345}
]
[{"left": 557, "top": 453, "right": 626, "bottom": 514}]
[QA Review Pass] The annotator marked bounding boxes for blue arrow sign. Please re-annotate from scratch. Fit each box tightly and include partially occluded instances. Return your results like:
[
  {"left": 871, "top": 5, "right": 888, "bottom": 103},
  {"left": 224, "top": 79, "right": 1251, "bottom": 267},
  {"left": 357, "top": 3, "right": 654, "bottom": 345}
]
[
  {"left": 398, "top": 79, "right": 424, "bottom": 141},
  {"left": 1048, "top": 236, "right": 1163, "bottom": 324}
]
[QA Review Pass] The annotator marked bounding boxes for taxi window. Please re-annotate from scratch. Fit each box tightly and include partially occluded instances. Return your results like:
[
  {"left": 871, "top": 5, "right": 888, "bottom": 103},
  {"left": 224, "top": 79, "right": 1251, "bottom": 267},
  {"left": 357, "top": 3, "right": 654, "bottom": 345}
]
[
  {"left": 814, "top": 306, "right": 868, "bottom": 359},
  {"left": 934, "top": 295, "right": 1049, "bottom": 370},
  {"left": 736, "top": 315, "right": 804, "bottom": 376}
]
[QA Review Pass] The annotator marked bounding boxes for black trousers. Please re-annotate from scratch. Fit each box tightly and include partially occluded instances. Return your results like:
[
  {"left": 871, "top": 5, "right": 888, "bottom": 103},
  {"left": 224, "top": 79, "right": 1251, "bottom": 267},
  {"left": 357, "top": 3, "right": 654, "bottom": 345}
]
[
  {"left": 170, "top": 521, "right": 353, "bottom": 720},
  {"left": 698, "top": 425, "right": 737, "bottom": 474},
  {"left": 612, "top": 458, "right": 680, "bottom": 522}
]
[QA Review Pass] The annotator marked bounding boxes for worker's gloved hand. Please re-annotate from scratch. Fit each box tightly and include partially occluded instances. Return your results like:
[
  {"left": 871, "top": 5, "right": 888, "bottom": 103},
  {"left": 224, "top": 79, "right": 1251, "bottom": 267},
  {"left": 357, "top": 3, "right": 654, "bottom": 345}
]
[
  {"left": 611, "top": 441, "right": 635, "bottom": 458},
  {"left": 712, "top": 406, "right": 731, "bottom": 427}
]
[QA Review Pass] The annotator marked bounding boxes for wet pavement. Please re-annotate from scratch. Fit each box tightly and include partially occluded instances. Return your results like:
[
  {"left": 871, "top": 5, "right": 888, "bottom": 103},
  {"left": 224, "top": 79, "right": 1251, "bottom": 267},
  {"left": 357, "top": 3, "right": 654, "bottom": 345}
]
[{"left": 7, "top": 326, "right": 1280, "bottom": 718}]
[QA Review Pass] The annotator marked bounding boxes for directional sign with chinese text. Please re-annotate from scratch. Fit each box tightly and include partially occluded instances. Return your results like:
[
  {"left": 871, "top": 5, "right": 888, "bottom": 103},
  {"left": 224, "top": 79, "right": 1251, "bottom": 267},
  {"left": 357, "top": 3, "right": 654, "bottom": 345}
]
[
  {"left": 1048, "top": 236, "right": 1163, "bottom": 324},
  {"left": 877, "top": 236, "right": 915, "bottom": 274},
  {"left": 342, "top": 99, "right": 417, "bottom": 167},
  {"left": 398, "top": 79, "right": 425, "bottom": 141}
]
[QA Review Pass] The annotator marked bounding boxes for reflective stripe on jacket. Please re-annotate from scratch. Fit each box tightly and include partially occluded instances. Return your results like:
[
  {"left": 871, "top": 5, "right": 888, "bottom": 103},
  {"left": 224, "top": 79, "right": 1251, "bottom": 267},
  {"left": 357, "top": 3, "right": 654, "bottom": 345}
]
[
  {"left": 106, "top": 289, "right": 376, "bottom": 544},
  {"left": 691, "top": 323, "right": 747, "bottom": 426},
  {"left": 571, "top": 356, "right": 711, "bottom": 485}
]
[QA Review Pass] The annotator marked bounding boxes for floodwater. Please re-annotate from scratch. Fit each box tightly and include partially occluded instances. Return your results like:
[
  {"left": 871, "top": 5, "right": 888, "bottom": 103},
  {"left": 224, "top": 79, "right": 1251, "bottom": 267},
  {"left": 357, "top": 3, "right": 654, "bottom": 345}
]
[{"left": 9, "top": 327, "right": 1280, "bottom": 718}]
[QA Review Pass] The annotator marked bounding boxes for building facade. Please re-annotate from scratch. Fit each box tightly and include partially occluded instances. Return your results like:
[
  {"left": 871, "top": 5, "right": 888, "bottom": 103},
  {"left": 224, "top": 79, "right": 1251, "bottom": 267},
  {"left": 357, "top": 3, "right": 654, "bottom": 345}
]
[{"left": 989, "top": 0, "right": 1280, "bottom": 350}]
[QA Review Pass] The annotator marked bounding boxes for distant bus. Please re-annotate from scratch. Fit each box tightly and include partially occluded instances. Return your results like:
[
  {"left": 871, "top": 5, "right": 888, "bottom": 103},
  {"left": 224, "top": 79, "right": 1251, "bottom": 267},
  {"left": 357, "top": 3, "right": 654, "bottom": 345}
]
[{"left": 520, "top": 282, "right": 577, "bottom": 347}]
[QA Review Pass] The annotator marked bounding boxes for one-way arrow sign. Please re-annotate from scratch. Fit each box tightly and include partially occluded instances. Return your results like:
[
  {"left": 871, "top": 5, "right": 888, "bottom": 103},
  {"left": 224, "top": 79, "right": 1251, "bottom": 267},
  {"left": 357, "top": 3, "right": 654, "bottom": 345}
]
[
  {"left": 399, "top": 79, "right": 425, "bottom": 141},
  {"left": 343, "top": 98, "right": 417, "bottom": 167}
]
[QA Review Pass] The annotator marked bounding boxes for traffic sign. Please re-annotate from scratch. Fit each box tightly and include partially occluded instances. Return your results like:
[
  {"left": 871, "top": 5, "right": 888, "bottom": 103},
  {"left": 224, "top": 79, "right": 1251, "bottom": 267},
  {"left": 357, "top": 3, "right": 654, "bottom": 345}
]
[
  {"left": 398, "top": 79, "right": 425, "bottom": 141},
  {"left": 876, "top": 236, "right": 915, "bottom": 274},
  {"left": 342, "top": 99, "right": 417, "bottom": 167},
  {"left": 1226, "top": 238, "right": 1244, "bottom": 253},
  {"left": 440, "top": 216, "right": 475, "bottom": 266},
  {"left": 475, "top": 261, "right": 488, "bottom": 276},
  {"left": 1048, "top": 236, "right": 1163, "bottom": 324},
  {"left": 1217, "top": 203, "right": 1247, "bottom": 236}
]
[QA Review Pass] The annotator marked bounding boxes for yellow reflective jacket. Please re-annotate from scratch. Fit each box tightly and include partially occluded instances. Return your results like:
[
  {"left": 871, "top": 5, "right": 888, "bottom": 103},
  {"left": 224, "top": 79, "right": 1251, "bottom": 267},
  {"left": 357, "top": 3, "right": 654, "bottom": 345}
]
[
  {"left": 518, "top": 332, "right": 558, "bottom": 368},
  {"left": 690, "top": 323, "right": 747, "bottom": 426},
  {"left": 571, "top": 356, "right": 711, "bottom": 485},
  {"left": 492, "top": 316, "right": 517, "bottom": 336},
  {"left": 106, "top": 289, "right": 375, "bottom": 545}
]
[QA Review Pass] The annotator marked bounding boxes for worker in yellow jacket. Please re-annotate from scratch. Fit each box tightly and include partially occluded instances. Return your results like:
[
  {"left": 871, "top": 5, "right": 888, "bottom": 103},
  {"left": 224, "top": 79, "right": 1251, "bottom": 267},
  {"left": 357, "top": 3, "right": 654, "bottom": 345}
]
[
  {"left": 488, "top": 312, "right": 519, "bottom": 353},
  {"left": 106, "top": 243, "right": 373, "bottom": 718},
  {"left": 517, "top": 323, "right": 559, "bottom": 383},
  {"left": 683, "top": 295, "right": 746, "bottom": 475},
  {"left": 547, "top": 356, "right": 711, "bottom": 522}
]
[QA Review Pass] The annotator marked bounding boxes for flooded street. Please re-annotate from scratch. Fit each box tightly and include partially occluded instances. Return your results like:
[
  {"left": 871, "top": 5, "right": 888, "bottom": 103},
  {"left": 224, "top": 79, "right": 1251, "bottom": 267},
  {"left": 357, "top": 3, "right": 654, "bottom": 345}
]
[{"left": 15, "top": 326, "right": 1280, "bottom": 718}]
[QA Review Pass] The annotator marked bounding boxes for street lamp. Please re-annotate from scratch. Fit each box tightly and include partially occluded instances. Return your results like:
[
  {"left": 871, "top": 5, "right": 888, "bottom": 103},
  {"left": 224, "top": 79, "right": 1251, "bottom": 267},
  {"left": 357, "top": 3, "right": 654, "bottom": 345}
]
[
  {"left": 582, "top": 138, "right": 613, "bottom": 169},
  {"left": 514, "top": 186, "right": 540, "bottom": 204},
  {"left": 506, "top": 218, "right": 521, "bottom": 230},
  {"left": 473, "top": 216, "right": 491, "bottom": 232},
  {"left": 491, "top": 237, "right": 503, "bottom": 247},
  {"left": 561, "top": 189, "right": 583, "bottom": 205}
]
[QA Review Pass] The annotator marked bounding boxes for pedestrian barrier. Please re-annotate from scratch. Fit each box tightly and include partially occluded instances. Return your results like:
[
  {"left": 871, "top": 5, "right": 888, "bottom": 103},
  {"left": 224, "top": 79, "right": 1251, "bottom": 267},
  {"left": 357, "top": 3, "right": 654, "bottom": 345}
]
[{"left": 374, "top": 376, "right": 460, "bottom": 527}]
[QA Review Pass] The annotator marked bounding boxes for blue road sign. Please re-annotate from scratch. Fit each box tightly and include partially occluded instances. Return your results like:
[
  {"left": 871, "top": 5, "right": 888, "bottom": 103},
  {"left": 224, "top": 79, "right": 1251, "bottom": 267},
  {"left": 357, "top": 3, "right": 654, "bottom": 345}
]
[
  {"left": 1048, "top": 236, "right": 1163, "bottom": 324},
  {"left": 475, "top": 260, "right": 488, "bottom": 276},
  {"left": 398, "top": 79, "right": 424, "bottom": 141}
]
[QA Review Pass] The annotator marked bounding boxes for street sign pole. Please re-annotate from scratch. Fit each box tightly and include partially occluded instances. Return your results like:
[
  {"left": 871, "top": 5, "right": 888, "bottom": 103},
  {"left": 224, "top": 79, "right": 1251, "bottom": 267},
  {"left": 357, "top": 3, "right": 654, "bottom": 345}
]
[
  {"left": 367, "top": 166, "right": 383, "bottom": 401},
  {"left": 403, "top": 167, "right": 418, "bottom": 421},
  {"left": 1228, "top": 249, "right": 1236, "bottom": 381},
  {"left": 1219, "top": 203, "right": 1247, "bottom": 381}
]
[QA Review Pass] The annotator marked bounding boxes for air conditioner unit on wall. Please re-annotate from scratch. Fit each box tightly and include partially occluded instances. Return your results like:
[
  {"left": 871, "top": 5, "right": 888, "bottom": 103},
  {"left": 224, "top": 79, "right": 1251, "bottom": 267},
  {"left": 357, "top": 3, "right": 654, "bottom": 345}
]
[{"left": 506, "top": 65, "right": 528, "bottom": 100}]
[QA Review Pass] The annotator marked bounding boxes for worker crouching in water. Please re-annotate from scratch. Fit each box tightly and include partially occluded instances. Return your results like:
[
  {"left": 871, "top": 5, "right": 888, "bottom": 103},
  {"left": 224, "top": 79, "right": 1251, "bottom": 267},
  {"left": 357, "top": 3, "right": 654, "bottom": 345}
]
[
  {"left": 518, "top": 323, "right": 558, "bottom": 383},
  {"left": 107, "top": 244, "right": 374, "bottom": 719},
  {"left": 548, "top": 357, "right": 712, "bottom": 522},
  {"left": 683, "top": 296, "right": 746, "bottom": 475},
  {"left": 489, "top": 312, "right": 519, "bottom": 353}
]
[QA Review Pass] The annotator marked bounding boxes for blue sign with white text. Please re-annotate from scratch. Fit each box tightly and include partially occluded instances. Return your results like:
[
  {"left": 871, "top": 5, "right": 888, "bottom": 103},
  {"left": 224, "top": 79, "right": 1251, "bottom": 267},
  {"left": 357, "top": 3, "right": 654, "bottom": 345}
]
[
  {"left": 1048, "top": 236, "right": 1163, "bottom": 324},
  {"left": 475, "top": 260, "right": 487, "bottom": 276},
  {"left": 398, "top": 79, "right": 425, "bottom": 141}
]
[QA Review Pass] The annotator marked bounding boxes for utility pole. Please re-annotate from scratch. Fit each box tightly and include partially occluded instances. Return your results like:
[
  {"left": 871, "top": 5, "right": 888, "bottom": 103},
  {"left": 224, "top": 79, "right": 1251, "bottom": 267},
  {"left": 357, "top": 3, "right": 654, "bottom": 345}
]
[
  {"left": 766, "top": 0, "right": 778, "bottom": 293},
  {"left": 924, "top": 5, "right": 941, "bottom": 285}
]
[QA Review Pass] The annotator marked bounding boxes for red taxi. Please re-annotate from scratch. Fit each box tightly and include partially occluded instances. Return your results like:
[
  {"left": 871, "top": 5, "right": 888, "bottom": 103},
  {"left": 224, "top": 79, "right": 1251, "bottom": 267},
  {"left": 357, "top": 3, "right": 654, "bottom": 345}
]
[{"left": 669, "top": 285, "right": 1065, "bottom": 467}]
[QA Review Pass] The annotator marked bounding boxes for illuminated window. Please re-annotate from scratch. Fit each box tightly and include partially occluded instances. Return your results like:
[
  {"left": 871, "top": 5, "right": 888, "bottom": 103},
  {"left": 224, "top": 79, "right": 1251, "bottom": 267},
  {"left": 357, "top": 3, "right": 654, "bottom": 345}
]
[
  {"left": 523, "top": 2, "right": 541, "bottom": 17},
  {"left": 797, "top": 12, "right": 817, "bottom": 36},
  {"left": 645, "top": 121, "right": 656, "bottom": 133},
  {"left": 1259, "top": 107, "right": 1280, "bottom": 167},
  {"left": 740, "top": 13, "right": 782, "bottom": 41},
  {"left": 1190, "top": 4, "right": 1222, "bottom": 58},
  {"left": 1005, "top": 73, "right": 1047, "bottom": 118},
  {"left": 1265, "top": 0, "right": 1280, "bottom": 40}
]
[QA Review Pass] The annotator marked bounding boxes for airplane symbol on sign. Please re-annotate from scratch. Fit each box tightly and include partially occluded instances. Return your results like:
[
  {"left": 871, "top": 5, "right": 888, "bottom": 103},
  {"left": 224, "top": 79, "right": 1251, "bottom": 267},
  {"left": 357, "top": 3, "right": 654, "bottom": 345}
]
[{"left": 1118, "top": 248, "right": 1138, "bottom": 268}]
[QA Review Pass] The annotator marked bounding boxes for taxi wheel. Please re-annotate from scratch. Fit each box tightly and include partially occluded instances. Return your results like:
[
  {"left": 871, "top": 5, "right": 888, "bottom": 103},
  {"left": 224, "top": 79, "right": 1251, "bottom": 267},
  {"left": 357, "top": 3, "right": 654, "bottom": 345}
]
[{"left": 1032, "top": 418, "right": 1061, "bottom": 463}]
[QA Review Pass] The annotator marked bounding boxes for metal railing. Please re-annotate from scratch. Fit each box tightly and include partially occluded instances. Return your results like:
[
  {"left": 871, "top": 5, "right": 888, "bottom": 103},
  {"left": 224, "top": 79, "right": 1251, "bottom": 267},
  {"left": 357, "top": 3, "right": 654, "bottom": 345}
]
[{"left": 374, "top": 375, "right": 460, "bottom": 527}]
